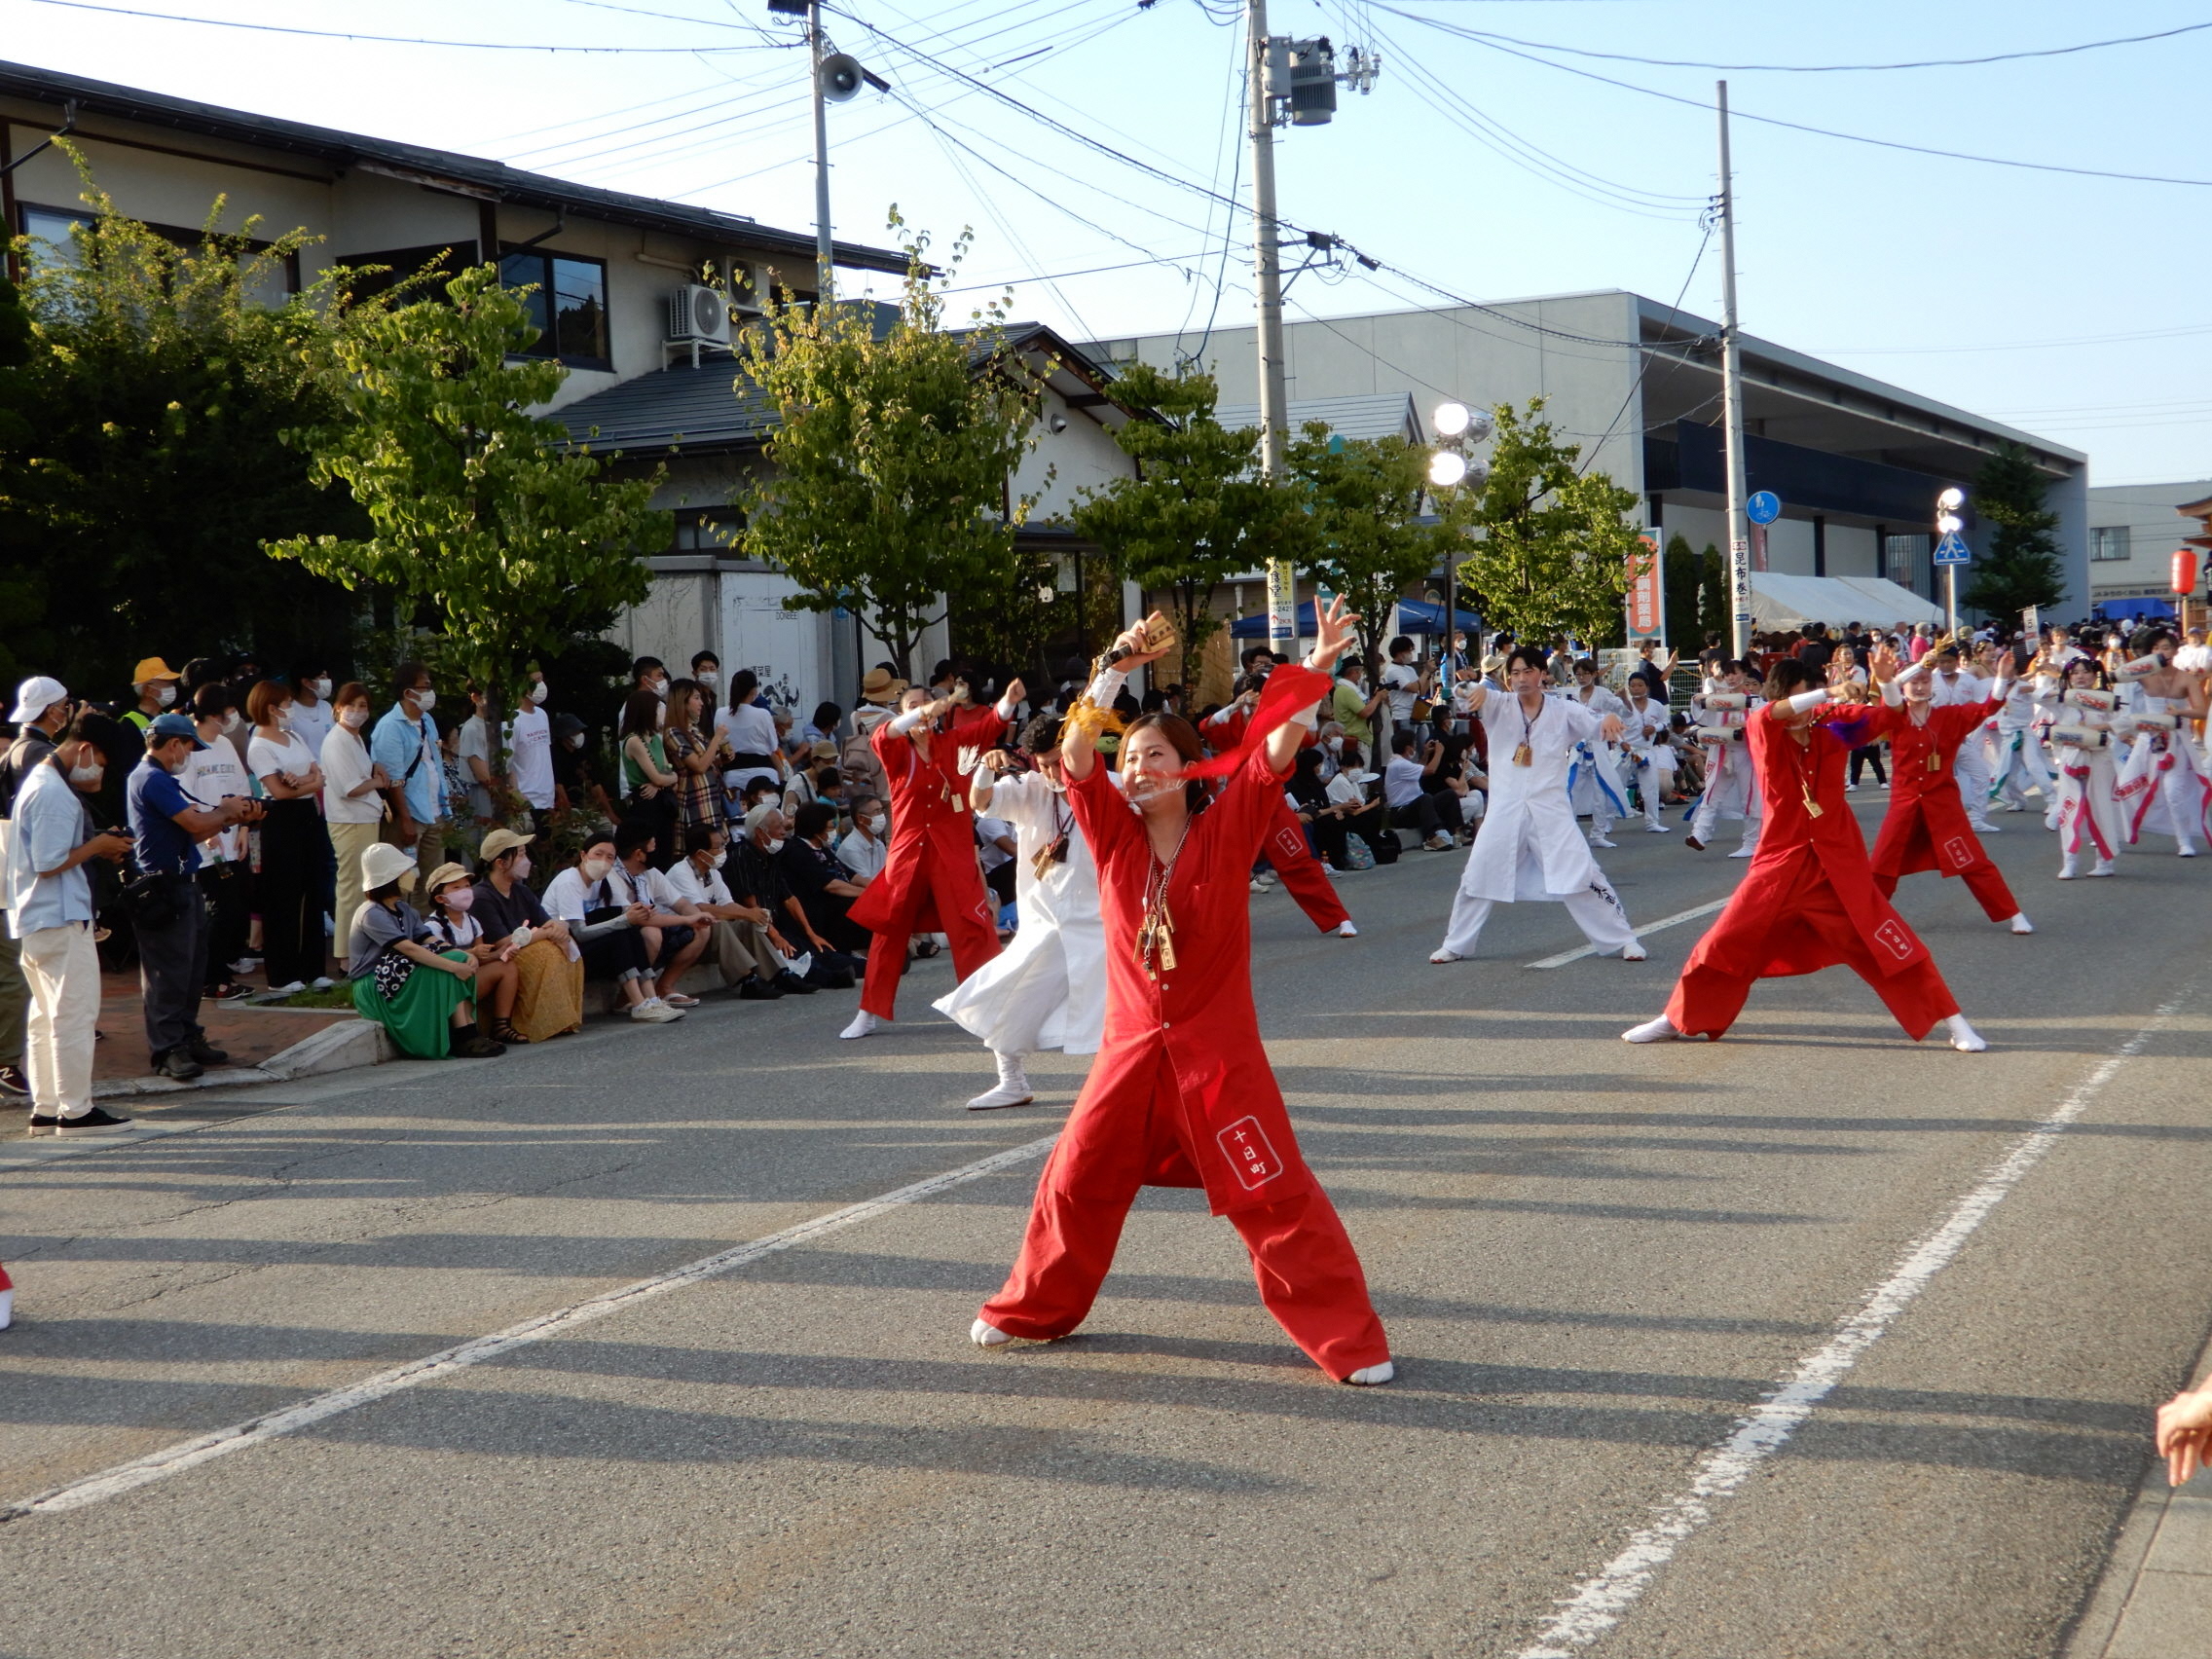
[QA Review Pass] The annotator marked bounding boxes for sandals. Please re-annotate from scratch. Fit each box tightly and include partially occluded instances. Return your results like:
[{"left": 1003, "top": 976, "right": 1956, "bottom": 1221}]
[{"left": 489, "top": 1019, "right": 529, "bottom": 1046}]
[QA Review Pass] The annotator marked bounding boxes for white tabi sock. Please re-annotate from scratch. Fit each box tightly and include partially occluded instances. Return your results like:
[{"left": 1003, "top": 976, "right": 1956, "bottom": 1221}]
[{"left": 1942, "top": 1014, "right": 1987, "bottom": 1052}]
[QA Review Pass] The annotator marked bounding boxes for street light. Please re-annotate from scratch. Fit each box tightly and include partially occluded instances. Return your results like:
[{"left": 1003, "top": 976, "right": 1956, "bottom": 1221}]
[
  {"left": 1936, "top": 486, "right": 1968, "bottom": 637},
  {"left": 1427, "top": 450, "right": 1467, "bottom": 489},
  {"left": 1428, "top": 400, "right": 1495, "bottom": 674}
]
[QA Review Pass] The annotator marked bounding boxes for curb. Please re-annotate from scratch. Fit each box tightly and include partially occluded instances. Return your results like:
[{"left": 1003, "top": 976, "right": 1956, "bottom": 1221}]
[{"left": 90, "top": 1018, "right": 396, "bottom": 1102}]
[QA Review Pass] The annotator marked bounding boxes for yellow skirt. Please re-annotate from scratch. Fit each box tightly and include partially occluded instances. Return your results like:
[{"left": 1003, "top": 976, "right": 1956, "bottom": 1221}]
[{"left": 510, "top": 938, "right": 584, "bottom": 1042}]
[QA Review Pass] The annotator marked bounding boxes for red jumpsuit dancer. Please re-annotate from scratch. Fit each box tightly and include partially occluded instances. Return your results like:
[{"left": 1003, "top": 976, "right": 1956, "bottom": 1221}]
[
  {"left": 976, "top": 605, "right": 1392, "bottom": 1384},
  {"left": 1207, "top": 694, "right": 1353, "bottom": 938},
  {"left": 839, "top": 683, "right": 1010, "bottom": 1040},
  {"left": 1868, "top": 652, "right": 2033, "bottom": 935},
  {"left": 1622, "top": 659, "right": 1989, "bottom": 1052}
]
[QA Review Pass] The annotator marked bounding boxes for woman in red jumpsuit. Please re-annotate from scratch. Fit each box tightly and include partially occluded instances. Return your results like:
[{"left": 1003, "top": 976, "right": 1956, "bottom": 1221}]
[
  {"left": 1622, "top": 657, "right": 1989, "bottom": 1052},
  {"left": 1867, "top": 645, "right": 2033, "bottom": 935},
  {"left": 839, "top": 681, "right": 1015, "bottom": 1040},
  {"left": 975, "top": 601, "right": 1393, "bottom": 1384}
]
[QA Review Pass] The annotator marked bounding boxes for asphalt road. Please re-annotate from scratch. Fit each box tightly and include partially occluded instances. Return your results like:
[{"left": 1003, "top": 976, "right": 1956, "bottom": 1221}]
[{"left": 4, "top": 795, "right": 2209, "bottom": 1659}]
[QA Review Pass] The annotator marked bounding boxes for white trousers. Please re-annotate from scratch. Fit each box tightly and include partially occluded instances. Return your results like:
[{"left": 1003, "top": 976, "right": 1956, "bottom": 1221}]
[
  {"left": 21, "top": 920, "right": 99, "bottom": 1117},
  {"left": 1439, "top": 880, "right": 1638, "bottom": 960},
  {"left": 1990, "top": 730, "right": 2051, "bottom": 806},
  {"left": 1954, "top": 731, "right": 1995, "bottom": 827},
  {"left": 1689, "top": 792, "right": 1762, "bottom": 849}
]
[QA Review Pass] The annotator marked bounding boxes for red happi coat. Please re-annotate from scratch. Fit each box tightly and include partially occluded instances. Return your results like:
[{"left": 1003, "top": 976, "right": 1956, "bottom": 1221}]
[
  {"left": 1057, "top": 666, "right": 1329, "bottom": 1216},
  {"left": 1683, "top": 700, "right": 1936, "bottom": 983},
  {"left": 848, "top": 702, "right": 1006, "bottom": 951},
  {"left": 1869, "top": 696, "right": 2004, "bottom": 884}
]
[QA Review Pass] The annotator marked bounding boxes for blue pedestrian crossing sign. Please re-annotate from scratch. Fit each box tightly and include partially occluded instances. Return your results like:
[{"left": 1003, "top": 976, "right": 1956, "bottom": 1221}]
[
  {"left": 1933, "top": 531, "right": 1972, "bottom": 566},
  {"left": 1746, "top": 491, "right": 1782, "bottom": 526}
]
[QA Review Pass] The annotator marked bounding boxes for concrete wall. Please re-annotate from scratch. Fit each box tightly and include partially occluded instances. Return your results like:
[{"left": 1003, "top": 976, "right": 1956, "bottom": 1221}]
[
  {"left": 2085, "top": 479, "right": 2212, "bottom": 604},
  {"left": 1824, "top": 523, "right": 1880, "bottom": 578}
]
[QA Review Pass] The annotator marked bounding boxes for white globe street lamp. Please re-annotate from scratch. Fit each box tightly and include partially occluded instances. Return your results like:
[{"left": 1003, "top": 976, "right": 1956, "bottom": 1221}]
[{"left": 1427, "top": 450, "right": 1468, "bottom": 489}]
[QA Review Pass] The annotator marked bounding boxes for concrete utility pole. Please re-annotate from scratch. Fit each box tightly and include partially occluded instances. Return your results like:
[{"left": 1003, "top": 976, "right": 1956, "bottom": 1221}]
[
  {"left": 1249, "top": 0, "right": 1297, "bottom": 658},
  {"left": 1716, "top": 80, "right": 1751, "bottom": 659},
  {"left": 810, "top": 0, "right": 833, "bottom": 301}
]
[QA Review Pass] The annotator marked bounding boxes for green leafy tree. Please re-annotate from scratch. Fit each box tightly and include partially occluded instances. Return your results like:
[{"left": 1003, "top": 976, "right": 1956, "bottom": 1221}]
[
  {"left": 1288, "top": 424, "right": 1454, "bottom": 673},
  {"left": 1699, "top": 543, "right": 1727, "bottom": 647},
  {"left": 737, "top": 221, "right": 1046, "bottom": 681},
  {"left": 1962, "top": 441, "right": 2066, "bottom": 618},
  {"left": 268, "top": 262, "right": 667, "bottom": 718},
  {"left": 2, "top": 163, "right": 367, "bottom": 693},
  {"left": 1440, "top": 398, "right": 1641, "bottom": 647},
  {"left": 1662, "top": 532, "right": 1703, "bottom": 648},
  {"left": 1070, "top": 362, "right": 1310, "bottom": 689}
]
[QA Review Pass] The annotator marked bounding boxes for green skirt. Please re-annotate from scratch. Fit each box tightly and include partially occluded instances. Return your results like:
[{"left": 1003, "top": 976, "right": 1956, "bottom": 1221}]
[{"left": 352, "top": 950, "right": 473, "bottom": 1059}]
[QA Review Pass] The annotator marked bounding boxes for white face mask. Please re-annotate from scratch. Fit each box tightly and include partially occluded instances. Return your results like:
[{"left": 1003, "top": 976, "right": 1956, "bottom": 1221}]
[
  {"left": 155, "top": 684, "right": 176, "bottom": 708},
  {"left": 761, "top": 837, "right": 786, "bottom": 857},
  {"left": 276, "top": 707, "right": 293, "bottom": 731},
  {"left": 708, "top": 850, "right": 727, "bottom": 870},
  {"left": 866, "top": 814, "right": 887, "bottom": 835},
  {"left": 1325, "top": 736, "right": 1343, "bottom": 753},
  {"left": 581, "top": 856, "right": 614, "bottom": 883},
  {"left": 530, "top": 681, "right": 550, "bottom": 703},
  {"left": 413, "top": 688, "right": 437, "bottom": 714},
  {"left": 511, "top": 851, "right": 532, "bottom": 879},
  {"left": 340, "top": 707, "right": 368, "bottom": 730},
  {"left": 697, "top": 671, "right": 719, "bottom": 689},
  {"left": 309, "top": 678, "right": 332, "bottom": 700},
  {"left": 566, "top": 732, "right": 585, "bottom": 750},
  {"left": 649, "top": 677, "right": 668, "bottom": 699},
  {"left": 220, "top": 711, "right": 241, "bottom": 734},
  {"left": 68, "top": 759, "right": 103, "bottom": 787}
]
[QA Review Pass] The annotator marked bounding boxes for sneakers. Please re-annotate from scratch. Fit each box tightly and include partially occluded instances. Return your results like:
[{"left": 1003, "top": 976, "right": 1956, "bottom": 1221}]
[
  {"left": 0, "top": 1063, "right": 26, "bottom": 1099},
  {"left": 1684, "top": 834, "right": 1707, "bottom": 851},
  {"left": 2007, "top": 913, "right": 2035, "bottom": 935},
  {"left": 187, "top": 1037, "right": 230, "bottom": 1065},
  {"left": 26, "top": 1113, "right": 58, "bottom": 1135},
  {"left": 2089, "top": 859, "right": 2117, "bottom": 878},
  {"left": 229, "top": 956, "right": 261, "bottom": 975},
  {"left": 839, "top": 1010, "right": 879, "bottom": 1041},
  {"left": 773, "top": 971, "right": 819, "bottom": 996},
  {"left": 1337, "top": 920, "right": 1358, "bottom": 939},
  {"left": 311, "top": 977, "right": 335, "bottom": 991},
  {"left": 211, "top": 982, "right": 252, "bottom": 1003},
  {"left": 56, "top": 1106, "right": 136, "bottom": 1136},
  {"left": 155, "top": 1049, "right": 203, "bottom": 1081},
  {"left": 629, "top": 997, "right": 685, "bottom": 1023},
  {"left": 1248, "top": 875, "right": 1274, "bottom": 893},
  {"left": 1728, "top": 844, "right": 1757, "bottom": 859},
  {"left": 451, "top": 1031, "right": 505, "bottom": 1059},
  {"left": 735, "top": 975, "right": 784, "bottom": 1001},
  {"left": 265, "top": 980, "right": 307, "bottom": 998}
]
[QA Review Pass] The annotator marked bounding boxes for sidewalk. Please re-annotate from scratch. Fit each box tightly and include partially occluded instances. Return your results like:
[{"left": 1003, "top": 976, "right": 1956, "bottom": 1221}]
[{"left": 2065, "top": 1329, "right": 2212, "bottom": 1658}]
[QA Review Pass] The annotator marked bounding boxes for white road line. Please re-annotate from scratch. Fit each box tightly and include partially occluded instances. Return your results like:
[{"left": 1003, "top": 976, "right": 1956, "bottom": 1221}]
[
  {"left": 1512, "top": 989, "right": 2195, "bottom": 1658},
  {"left": 1, "top": 1131, "right": 1060, "bottom": 1524},
  {"left": 1528, "top": 898, "right": 1730, "bottom": 970}
]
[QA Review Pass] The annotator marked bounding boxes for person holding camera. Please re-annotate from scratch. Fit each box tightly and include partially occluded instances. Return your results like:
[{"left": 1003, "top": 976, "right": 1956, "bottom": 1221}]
[
  {"left": 127, "top": 712, "right": 259, "bottom": 1080},
  {"left": 1383, "top": 730, "right": 1465, "bottom": 851}
]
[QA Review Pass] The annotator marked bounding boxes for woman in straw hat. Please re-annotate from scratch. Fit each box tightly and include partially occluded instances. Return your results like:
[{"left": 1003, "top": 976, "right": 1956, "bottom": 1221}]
[{"left": 346, "top": 842, "right": 504, "bottom": 1059}]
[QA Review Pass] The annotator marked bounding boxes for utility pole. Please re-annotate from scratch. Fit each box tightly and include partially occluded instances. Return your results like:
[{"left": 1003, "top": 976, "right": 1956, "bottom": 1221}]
[
  {"left": 1716, "top": 80, "right": 1751, "bottom": 659},
  {"left": 809, "top": 0, "right": 833, "bottom": 301},
  {"left": 1249, "top": 0, "right": 1297, "bottom": 659}
]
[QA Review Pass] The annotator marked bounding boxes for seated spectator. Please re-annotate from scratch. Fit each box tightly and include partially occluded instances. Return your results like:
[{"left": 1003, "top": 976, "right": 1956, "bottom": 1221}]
[
  {"left": 783, "top": 744, "right": 840, "bottom": 815},
  {"left": 469, "top": 828, "right": 583, "bottom": 1042},
  {"left": 726, "top": 803, "right": 821, "bottom": 995},
  {"left": 1284, "top": 746, "right": 1388, "bottom": 872},
  {"left": 976, "top": 805, "right": 1018, "bottom": 912},
  {"left": 801, "top": 700, "right": 844, "bottom": 750},
  {"left": 1382, "top": 729, "right": 1465, "bottom": 850},
  {"left": 837, "top": 793, "right": 889, "bottom": 883},
  {"left": 541, "top": 835, "right": 683, "bottom": 1023},
  {"left": 609, "top": 822, "right": 708, "bottom": 1008},
  {"left": 736, "top": 774, "right": 782, "bottom": 820},
  {"left": 664, "top": 824, "right": 788, "bottom": 1001},
  {"left": 345, "top": 842, "right": 502, "bottom": 1059},
  {"left": 782, "top": 799, "right": 871, "bottom": 961},
  {"left": 422, "top": 862, "right": 525, "bottom": 1048}
]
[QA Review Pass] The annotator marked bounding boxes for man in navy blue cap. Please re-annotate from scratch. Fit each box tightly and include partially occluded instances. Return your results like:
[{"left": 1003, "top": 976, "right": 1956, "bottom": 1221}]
[{"left": 127, "top": 713, "right": 258, "bottom": 1080}]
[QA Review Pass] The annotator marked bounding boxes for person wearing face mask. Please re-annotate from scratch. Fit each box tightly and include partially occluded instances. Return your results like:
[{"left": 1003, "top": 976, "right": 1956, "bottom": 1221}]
[
  {"left": 835, "top": 793, "right": 890, "bottom": 885},
  {"left": 778, "top": 799, "right": 869, "bottom": 977},
  {"left": 664, "top": 825, "right": 789, "bottom": 1001},
  {"left": 931, "top": 713, "right": 1105, "bottom": 1110},
  {"left": 727, "top": 804, "right": 828, "bottom": 996},
  {"left": 456, "top": 682, "right": 502, "bottom": 825},
  {"left": 713, "top": 669, "right": 785, "bottom": 811},
  {"left": 608, "top": 822, "right": 710, "bottom": 1008},
  {"left": 631, "top": 656, "right": 670, "bottom": 703},
  {"left": 321, "top": 682, "right": 390, "bottom": 956},
  {"left": 246, "top": 680, "right": 334, "bottom": 994},
  {"left": 690, "top": 651, "right": 721, "bottom": 701},
  {"left": 837, "top": 674, "right": 1019, "bottom": 1040},
  {"left": 181, "top": 684, "right": 261, "bottom": 1002},
  {"left": 421, "top": 863, "right": 527, "bottom": 1047},
  {"left": 286, "top": 663, "right": 336, "bottom": 756},
  {"left": 346, "top": 842, "right": 502, "bottom": 1059},
  {"left": 617, "top": 687, "right": 682, "bottom": 868},
  {"left": 371, "top": 662, "right": 450, "bottom": 889},
  {"left": 468, "top": 828, "right": 582, "bottom": 1040},
  {"left": 542, "top": 837, "right": 682, "bottom": 1022},
  {"left": 507, "top": 667, "right": 557, "bottom": 835},
  {"left": 6, "top": 704, "right": 136, "bottom": 1134},
  {"left": 120, "top": 657, "right": 183, "bottom": 734},
  {"left": 549, "top": 713, "right": 611, "bottom": 819},
  {"left": 972, "top": 601, "right": 1394, "bottom": 1386},
  {"left": 128, "top": 713, "right": 257, "bottom": 1080}
]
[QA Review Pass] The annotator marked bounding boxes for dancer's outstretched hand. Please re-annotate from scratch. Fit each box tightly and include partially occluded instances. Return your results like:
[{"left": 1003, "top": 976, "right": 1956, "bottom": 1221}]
[
  {"left": 1111, "top": 612, "right": 1173, "bottom": 670},
  {"left": 1305, "top": 594, "right": 1361, "bottom": 675},
  {"left": 1869, "top": 644, "right": 1900, "bottom": 683}
]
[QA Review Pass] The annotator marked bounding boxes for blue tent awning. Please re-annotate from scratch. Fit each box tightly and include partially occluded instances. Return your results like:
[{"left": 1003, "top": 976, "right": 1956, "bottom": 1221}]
[
  {"left": 1229, "top": 601, "right": 1324, "bottom": 640},
  {"left": 2095, "top": 596, "right": 2175, "bottom": 622},
  {"left": 1393, "top": 599, "right": 1482, "bottom": 634}
]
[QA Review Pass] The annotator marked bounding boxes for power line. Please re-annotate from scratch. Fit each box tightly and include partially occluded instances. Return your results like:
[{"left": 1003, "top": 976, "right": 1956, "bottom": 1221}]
[
  {"left": 1424, "top": 17, "right": 2212, "bottom": 74},
  {"left": 16, "top": 0, "right": 798, "bottom": 51},
  {"left": 1380, "top": 6, "right": 2212, "bottom": 188},
  {"left": 1820, "top": 321, "right": 2212, "bottom": 356}
]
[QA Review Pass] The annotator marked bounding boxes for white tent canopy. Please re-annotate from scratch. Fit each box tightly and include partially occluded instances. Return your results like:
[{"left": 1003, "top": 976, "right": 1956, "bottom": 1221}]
[{"left": 1747, "top": 573, "right": 1943, "bottom": 630}]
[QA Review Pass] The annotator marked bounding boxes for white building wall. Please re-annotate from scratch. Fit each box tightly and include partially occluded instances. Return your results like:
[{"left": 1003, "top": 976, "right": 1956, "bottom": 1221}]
[
  {"left": 2085, "top": 479, "right": 2212, "bottom": 602},
  {"left": 1824, "top": 523, "right": 1880, "bottom": 578}
]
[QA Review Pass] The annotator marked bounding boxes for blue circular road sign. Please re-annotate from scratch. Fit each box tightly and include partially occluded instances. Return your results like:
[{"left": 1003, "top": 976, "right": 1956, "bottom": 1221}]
[{"left": 1747, "top": 491, "right": 1782, "bottom": 526}]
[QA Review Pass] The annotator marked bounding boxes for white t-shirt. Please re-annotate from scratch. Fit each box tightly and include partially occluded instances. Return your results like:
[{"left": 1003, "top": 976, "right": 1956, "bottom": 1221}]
[
  {"left": 247, "top": 729, "right": 318, "bottom": 789},
  {"left": 543, "top": 865, "right": 622, "bottom": 924},
  {"left": 1382, "top": 754, "right": 1428, "bottom": 809},
  {"left": 836, "top": 828, "right": 887, "bottom": 881},
  {"left": 714, "top": 701, "right": 780, "bottom": 772},
  {"left": 507, "top": 705, "right": 554, "bottom": 809},
  {"left": 611, "top": 862, "right": 682, "bottom": 911},
  {"left": 287, "top": 696, "right": 334, "bottom": 756},
  {"left": 1381, "top": 661, "right": 1423, "bottom": 724},
  {"left": 320, "top": 726, "right": 384, "bottom": 825},
  {"left": 665, "top": 858, "right": 735, "bottom": 909},
  {"left": 975, "top": 815, "right": 1015, "bottom": 873},
  {"left": 457, "top": 715, "right": 496, "bottom": 820},
  {"left": 2173, "top": 643, "right": 2212, "bottom": 673},
  {"left": 180, "top": 739, "right": 253, "bottom": 864}
]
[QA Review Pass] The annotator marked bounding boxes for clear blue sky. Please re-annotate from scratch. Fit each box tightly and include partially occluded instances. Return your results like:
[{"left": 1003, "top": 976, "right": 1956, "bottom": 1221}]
[{"left": 7, "top": 0, "right": 2207, "bottom": 485}]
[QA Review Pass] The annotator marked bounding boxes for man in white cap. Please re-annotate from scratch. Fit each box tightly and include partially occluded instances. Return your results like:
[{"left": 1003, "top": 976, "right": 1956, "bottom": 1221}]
[{"left": 1, "top": 675, "right": 74, "bottom": 1103}]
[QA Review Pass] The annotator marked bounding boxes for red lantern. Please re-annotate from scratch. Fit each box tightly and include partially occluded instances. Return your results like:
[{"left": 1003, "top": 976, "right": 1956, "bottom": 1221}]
[{"left": 2174, "top": 549, "right": 2200, "bottom": 596}]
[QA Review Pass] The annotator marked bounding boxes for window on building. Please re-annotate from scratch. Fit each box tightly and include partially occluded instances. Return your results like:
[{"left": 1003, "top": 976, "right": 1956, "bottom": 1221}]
[
  {"left": 498, "top": 248, "right": 610, "bottom": 370},
  {"left": 333, "top": 241, "right": 481, "bottom": 305},
  {"left": 669, "top": 507, "right": 745, "bottom": 552},
  {"left": 18, "top": 203, "right": 93, "bottom": 267},
  {"left": 2090, "top": 526, "right": 2132, "bottom": 563},
  {"left": 1884, "top": 533, "right": 1931, "bottom": 593},
  {"left": 17, "top": 202, "right": 299, "bottom": 302}
]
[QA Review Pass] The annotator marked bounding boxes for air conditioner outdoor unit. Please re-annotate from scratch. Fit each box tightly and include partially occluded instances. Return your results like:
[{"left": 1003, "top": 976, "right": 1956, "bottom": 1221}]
[
  {"left": 668, "top": 283, "right": 730, "bottom": 347},
  {"left": 727, "top": 260, "right": 769, "bottom": 315}
]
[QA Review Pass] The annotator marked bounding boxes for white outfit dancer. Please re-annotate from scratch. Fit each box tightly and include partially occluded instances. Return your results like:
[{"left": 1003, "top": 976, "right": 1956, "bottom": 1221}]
[
  {"left": 1568, "top": 679, "right": 1631, "bottom": 847},
  {"left": 1621, "top": 688, "right": 1676, "bottom": 832},
  {"left": 2039, "top": 676, "right": 2122, "bottom": 878},
  {"left": 1686, "top": 682, "right": 1764, "bottom": 857},
  {"left": 933, "top": 765, "right": 1106, "bottom": 1110},
  {"left": 1931, "top": 663, "right": 2000, "bottom": 832},
  {"left": 1987, "top": 671, "right": 2054, "bottom": 814},
  {"left": 2117, "top": 685, "right": 2210, "bottom": 854},
  {"left": 1431, "top": 680, "right": 1641, "bottom": 964}
]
